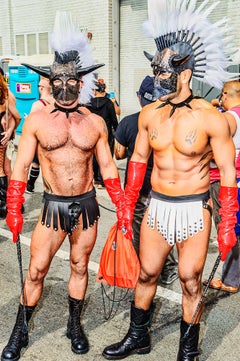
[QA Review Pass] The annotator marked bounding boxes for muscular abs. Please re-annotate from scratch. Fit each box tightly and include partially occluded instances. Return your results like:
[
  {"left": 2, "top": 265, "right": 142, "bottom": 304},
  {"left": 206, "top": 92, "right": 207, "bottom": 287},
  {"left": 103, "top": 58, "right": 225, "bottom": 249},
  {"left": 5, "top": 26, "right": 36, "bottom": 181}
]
[{"left": 149, "top": 106, "right": 212, "bottom": 196}]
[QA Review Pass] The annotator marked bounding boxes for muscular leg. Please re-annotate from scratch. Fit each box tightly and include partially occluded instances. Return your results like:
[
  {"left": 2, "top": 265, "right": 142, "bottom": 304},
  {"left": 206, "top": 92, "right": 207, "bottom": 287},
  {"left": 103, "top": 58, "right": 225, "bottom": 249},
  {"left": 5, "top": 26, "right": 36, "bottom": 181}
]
[
  {"left": 68, "top": 221, "right": 98, "bottom": 299},
  {"left": 66, "top": 220, "right": 97, "bottom": 354},
  {"left": 1, "top": 219, "right": 67, "bottom": 361},
  {"left": 134, "top": 211, "right": 173, "bottom": 310},
  {"left": 102, "top": 212, "right": 172, "bottom": 360},
  {"left": 177, "top": 207, "right": 211, "bottom": 323},
  {"left": 24, "top": 218, "right": 67, "bottom": 306}
]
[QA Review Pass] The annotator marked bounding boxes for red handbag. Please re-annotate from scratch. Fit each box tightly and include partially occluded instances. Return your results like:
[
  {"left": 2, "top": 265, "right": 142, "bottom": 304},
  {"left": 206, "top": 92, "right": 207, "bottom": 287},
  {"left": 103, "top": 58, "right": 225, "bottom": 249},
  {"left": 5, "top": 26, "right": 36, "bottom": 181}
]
[{"left": 96, "top": 222, "right": 140, "bottom": 289}]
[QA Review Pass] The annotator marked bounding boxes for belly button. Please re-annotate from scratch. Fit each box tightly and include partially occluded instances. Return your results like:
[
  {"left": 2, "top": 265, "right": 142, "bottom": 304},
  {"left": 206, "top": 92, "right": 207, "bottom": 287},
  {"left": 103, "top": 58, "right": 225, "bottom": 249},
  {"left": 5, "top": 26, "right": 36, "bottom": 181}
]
[{"left": 47, "top": 145, "right": 52, "bottom": 151}]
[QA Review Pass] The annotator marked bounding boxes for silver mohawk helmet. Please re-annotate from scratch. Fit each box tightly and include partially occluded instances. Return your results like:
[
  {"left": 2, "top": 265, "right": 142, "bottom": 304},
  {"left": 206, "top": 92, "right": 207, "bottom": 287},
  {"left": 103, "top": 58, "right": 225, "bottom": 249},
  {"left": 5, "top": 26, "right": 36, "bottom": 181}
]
[
  {"left": 22, "top": 11, "right": 104, "bottom": 104},
  {"left": 142, "top": 0, "right": 239, "bottom": 89}
]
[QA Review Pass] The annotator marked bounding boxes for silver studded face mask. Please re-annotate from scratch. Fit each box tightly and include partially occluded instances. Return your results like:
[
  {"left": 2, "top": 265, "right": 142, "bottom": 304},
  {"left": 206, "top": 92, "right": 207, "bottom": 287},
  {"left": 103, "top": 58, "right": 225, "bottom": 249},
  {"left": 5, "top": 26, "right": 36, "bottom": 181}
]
[
  {"left": 151, "top": 49, "right": 178, "bottom": 98},
  {"left": 147, "top": 45, "right": 194, "bottom": 99},
  {"left": 153, "top": 72, "right": 178, "bottom": 99}
]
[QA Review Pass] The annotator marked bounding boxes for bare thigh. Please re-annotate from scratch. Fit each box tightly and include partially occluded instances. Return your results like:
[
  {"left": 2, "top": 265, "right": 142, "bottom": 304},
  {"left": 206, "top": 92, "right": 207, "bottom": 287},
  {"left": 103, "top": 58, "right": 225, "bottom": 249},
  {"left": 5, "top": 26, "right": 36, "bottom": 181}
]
[
  {"left": 177, "top": 208, "right": 212, "bottom": 287},
  {"left": 28, "top": 218, "right": 67, "bottom": 278},
  {"left": 139, "top": 211, "right": 173, "bottom": 281},
  {"left": 69, "top": 221, "right": 98, "bottom": 269},
  {"left": 68, "top": 220, "right": 98, "bottom": 298}
]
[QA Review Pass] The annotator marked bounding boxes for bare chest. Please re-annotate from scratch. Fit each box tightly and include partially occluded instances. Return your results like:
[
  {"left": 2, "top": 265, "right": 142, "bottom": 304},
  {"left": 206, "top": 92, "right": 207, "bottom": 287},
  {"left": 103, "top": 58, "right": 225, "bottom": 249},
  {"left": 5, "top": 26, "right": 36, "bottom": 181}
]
[
  {"left": 37, "top": 112, "right": 98, "bottom": 152},
  {"left": 148, "top": 109, "right": 209, "bottom": 157}
]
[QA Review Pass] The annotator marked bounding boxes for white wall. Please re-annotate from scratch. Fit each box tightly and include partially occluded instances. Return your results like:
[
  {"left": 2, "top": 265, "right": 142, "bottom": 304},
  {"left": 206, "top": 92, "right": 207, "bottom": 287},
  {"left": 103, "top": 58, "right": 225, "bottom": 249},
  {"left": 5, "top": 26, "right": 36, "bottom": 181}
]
[
  {"left": 0, "top": 0, "right": 115, "bottom": 92},
  {"left": 1, "top": 0, "right": 240, "bottom": 119}
]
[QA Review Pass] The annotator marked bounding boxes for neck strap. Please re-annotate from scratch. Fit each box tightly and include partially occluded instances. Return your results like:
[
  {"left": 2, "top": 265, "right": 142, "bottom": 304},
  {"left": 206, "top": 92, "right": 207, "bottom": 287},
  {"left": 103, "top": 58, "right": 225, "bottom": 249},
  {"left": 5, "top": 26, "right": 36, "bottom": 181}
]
[
  {"left": 156, "top": 93, "right": 200, "bottom": 117},
  {"left": 51, "top": 103, "right": 84, "bottom": 118}
]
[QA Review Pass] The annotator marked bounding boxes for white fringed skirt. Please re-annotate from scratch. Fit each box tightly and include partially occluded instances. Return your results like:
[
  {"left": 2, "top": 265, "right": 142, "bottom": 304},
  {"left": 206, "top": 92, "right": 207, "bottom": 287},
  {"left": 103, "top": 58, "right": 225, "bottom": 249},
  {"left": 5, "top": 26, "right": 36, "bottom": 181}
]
[{"left": 147, "top": 190, "right": 210, "bottom": 246}]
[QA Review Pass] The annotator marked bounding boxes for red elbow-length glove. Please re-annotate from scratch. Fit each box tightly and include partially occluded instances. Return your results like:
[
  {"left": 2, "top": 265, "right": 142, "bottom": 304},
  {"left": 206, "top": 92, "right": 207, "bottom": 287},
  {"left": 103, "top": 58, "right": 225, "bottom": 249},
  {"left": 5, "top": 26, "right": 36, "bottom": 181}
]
[
  {"left": 218, "top": 186, "right": 239, "bottom": 261},
  {"left": 104, "top": 177, "right": 125, "bottom": 229},
  {"left": 6, "top": 180, "right": 26, "bottom": 243},
  {"left": 123, "top": 161, "right": 147, "bottom": 241}
]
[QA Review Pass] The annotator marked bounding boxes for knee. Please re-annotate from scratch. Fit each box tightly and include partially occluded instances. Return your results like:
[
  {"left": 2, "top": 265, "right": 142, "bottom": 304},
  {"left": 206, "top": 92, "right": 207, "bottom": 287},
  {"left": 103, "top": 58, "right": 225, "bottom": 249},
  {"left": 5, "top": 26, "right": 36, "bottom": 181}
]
[
  {"left": 138, "top": 268, "right": 158, "bottom": 285},
  {"left": 27, "top": 266, "right": 48, "bottom": 284},
  {"left": 180, "top": 272, "right": 202, "bottom": 297},
  {"left": 70, "top": 257, "right": 88, "bottom": 278}
]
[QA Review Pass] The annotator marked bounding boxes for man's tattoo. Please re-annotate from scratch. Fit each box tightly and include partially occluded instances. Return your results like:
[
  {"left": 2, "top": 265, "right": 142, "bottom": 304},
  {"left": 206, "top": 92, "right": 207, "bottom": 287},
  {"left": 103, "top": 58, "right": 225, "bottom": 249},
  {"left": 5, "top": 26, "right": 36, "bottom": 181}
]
[
  {"left": 198, "top": 150, "right": 213, "bottom": 179},
  {"left": 185, "top": 129, "right": 197, "bottom": 145},
  {"left": 150, "top": 128, "right": 158, "bottom": 140}
]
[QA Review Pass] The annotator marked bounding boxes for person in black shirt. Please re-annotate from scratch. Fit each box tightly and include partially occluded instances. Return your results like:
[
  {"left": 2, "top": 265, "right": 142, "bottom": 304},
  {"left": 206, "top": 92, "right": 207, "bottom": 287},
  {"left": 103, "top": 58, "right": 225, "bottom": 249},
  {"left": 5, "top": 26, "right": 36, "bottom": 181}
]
[{"left": 86, "top": 78, "right": 118, "bottom": 188}]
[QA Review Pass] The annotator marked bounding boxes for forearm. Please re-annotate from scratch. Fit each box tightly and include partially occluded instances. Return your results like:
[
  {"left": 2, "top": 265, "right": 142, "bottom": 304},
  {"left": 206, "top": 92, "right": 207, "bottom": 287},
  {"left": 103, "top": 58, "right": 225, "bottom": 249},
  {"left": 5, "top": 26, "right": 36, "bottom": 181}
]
[
  {"left": 114, "top": 140, "right": 127, "bottom": 160},
  {"left": 10, "top": 153, "right": 32, "bottom": 182},
  {"left": 8, "top": 98, "right": 21, "bottom": 126},
  {"left": 0, "top": 115, "right": 15, "bottom": 146},
  {"left": 219, "top": 166, "right": 236, "bottom": 187},
  {"left": 6, "top": 115, "right": 16, "bottom": 135},
  {"left": 100, "top": 157, "right": 119, "bottom": 180},
  {"left": 112, "top": 101, "right": 120, "bottom": 116},
  {"left": 11, "top": 133, "right": 36, "bottom": 182}
]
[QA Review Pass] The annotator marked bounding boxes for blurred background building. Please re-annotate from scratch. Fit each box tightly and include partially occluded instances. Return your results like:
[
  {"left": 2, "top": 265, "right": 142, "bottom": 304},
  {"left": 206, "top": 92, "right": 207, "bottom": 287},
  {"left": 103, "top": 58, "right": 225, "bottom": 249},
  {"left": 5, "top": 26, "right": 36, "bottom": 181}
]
[{"left": 0, "top": 0, "right": 240, "bottom": 124}]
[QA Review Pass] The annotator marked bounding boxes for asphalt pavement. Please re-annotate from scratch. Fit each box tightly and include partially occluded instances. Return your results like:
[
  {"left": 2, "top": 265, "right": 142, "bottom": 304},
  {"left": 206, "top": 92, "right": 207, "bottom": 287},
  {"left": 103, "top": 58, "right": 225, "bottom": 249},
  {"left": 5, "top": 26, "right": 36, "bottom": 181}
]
[{"left": 0, "top": 153, "right": 240, "bottom": 361}]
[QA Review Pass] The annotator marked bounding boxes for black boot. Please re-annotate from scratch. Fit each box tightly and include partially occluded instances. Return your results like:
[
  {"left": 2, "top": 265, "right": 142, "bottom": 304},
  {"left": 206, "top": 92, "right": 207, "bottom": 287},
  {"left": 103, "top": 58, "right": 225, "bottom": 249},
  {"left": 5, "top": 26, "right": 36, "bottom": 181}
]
[
  {"left": 66, "top": 296, "right": 89, "bottom": 354},
  {"left": 102, "top": 302, "right": 154, "bottom": 360},
  {"left": 177, "top": 319, "right": 200, "bottom": 361},
  {"left": 1, "top": 304, "right": 36, "bottom": 361},
  {"left": 0, "top": 176, "right": 7, "bottom": 218}
]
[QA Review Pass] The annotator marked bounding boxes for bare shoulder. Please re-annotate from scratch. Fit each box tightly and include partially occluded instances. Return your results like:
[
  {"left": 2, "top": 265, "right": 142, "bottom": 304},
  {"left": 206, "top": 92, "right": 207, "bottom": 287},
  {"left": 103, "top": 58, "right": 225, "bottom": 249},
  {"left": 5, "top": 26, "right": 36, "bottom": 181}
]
[
  {"left": 191, "top": 97, "right": 213, "bottom": 110},
  {"left": 191, "top": 98, "right": 229, "bottom": 134},
  {"left": 192, "top": 97, "right": 223, "bottom": 116},
  {"left": 23, "top": 108, "right": 49, "bottom": 131},
  {"left": 85, "top": 111, "right": 107, "bottom": 130},
  {"left": 139, "top": 101, "right": 159, "bottom": 127},
  {"left": 79, "top": 106, "right": 91, "bottom": 115},
  {"left": 30, "top": 101, "right": 44, "bottom": 112}
]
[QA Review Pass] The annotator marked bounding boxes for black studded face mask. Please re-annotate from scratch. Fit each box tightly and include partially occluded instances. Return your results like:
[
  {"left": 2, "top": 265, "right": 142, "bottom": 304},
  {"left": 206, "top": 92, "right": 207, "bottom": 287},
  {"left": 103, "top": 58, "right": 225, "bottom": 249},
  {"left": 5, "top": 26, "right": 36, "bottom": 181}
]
[{"left": 50, "top": 62, "right": 80, "bottom": 104}]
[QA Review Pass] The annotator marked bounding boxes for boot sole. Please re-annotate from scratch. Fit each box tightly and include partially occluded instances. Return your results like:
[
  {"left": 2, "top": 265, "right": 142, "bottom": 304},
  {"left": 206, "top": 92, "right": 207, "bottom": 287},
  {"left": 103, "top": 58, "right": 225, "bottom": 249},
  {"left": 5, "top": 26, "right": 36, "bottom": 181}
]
[{"left": 102, "top": 345, "right": 151, "bottom": 360}]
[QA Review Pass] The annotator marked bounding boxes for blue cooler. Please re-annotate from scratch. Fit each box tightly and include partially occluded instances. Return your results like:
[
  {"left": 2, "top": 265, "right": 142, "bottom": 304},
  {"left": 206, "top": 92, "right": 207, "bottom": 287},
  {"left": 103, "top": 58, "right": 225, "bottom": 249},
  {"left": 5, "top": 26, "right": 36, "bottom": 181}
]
[{"left": 9, "top": 65, "right": 39, "bottom": 134}]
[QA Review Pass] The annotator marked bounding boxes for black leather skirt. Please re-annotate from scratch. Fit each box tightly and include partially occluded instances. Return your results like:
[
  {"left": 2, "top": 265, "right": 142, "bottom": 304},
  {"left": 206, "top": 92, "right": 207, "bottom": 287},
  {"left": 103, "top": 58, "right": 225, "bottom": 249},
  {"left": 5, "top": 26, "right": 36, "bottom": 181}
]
[{"left": 41, "top": 188, "right": 100, "bottom": 234}]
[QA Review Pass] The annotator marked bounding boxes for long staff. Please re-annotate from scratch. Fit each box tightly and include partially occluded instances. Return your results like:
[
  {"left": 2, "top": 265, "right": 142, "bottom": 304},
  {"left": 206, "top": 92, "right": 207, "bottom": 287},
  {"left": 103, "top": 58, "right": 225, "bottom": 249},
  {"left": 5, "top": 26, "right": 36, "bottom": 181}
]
[
  {"left": 182, "top": 252, "right": 222, "bottom": 340},
  {"left": 16, "top": 234, "right": 27, "bottom": 333}
]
